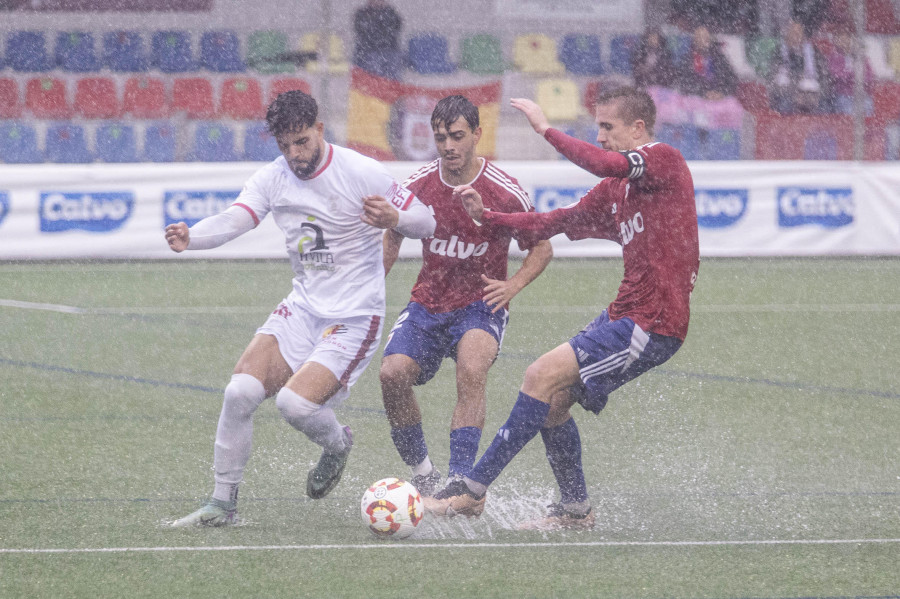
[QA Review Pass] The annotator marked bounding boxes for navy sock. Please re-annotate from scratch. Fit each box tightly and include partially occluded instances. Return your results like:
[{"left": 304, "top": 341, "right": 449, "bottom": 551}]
[
  {"left": 468, "top": 392, "right": 549, "bottom": 487},
  {"left": 448, "top": 426, "right": 482, "bottom": 478},
  {"left": 540, "top": 418, "right": 589, "bottom": 504},
  {"left": 390, "top": 423, "right": 428, "bottom": 467}
]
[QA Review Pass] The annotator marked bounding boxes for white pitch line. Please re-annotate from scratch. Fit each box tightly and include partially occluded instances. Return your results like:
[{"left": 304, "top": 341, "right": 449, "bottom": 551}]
[
  {"left": 2, "top": 538, "right": 899, "bottom": 554},
  {"left": 0, "top": 299, "right": 85, "bottom": 314}
]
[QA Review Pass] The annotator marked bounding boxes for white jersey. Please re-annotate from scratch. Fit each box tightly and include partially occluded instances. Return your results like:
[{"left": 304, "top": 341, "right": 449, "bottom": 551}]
[{"left": 234, "top": 143, "right": 418, "bottom": 319}]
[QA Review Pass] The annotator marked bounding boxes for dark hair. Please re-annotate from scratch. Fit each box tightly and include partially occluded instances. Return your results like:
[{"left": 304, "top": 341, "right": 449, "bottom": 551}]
[
  {"left": 596, "top": 86, "right": 657, "bottom": 137},
  {"left": 266, "top": 90, "right": 319, "bottom": 136},
  {"left": 431, "top": 95, "right": 479, "bottom": 131}
]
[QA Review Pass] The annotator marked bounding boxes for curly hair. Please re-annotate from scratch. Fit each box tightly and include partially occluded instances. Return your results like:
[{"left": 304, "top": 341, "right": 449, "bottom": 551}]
[{"left": 266, "top": 90, "right": 319, "bottom": 137}]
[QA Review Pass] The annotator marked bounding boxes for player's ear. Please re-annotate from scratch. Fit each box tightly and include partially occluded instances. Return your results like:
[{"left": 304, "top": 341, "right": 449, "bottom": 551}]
[
  {"left": 473, "top": 126, "right": 483, "bottom": 144},
  {"left": 315, "top": 121, "right": 325, "bottom": 136},
  {"left": 632, "top": 119, "right": 646, "bottom": 139}
]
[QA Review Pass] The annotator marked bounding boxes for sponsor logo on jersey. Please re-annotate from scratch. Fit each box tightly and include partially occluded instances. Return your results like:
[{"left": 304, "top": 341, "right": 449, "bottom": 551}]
[
  {"left": 0, "top": 193, "right": 9, "bottom": 226},
  {"left": 322, "top": 324, "right": 348, "bottom": 338},
  {"left": 619, "top": 211, "right": 645, "bottom": 245},
  {"left": 39, "top": 192, "right": 134, "bottom": 233},
  {"left": 777, "top": 187, "right": 854, "bottom": 228},
  {"left": 428, "top": 235, "right": 488, "bottom": 259},
  {"left": 164, "top": 191, "right": 240, "bottom": 227},
  {"left": 386, "top": 181, "right": 415, "bottom": 211},
  {"left": 695, "top": 189, "right": 748, "bottom": 228},
  {"left": 533, "top": 187, "right": 591, "bottom": 213},
  {"left": 273, "top": 303, "right": 292, "bottom": 318}
]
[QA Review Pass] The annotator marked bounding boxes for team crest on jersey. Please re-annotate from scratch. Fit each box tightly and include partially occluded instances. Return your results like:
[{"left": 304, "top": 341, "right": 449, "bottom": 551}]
[{"left": 322, "top": 324, "right": 347, "bottom": 338}]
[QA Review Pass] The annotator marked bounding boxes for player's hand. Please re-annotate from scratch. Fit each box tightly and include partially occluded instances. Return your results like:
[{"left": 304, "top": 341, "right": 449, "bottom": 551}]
[
  {"left": 510, "top": 98, "right": 550, "bottom": 136},
  {"left": 165, "top": 222, "right": 190, "bottom": 253},
  {"left": 361, "top": 195, "right": 400, "bottom": 229},
  {"left": 481, "top": 273, "right": 523, "bottom": 313},
  {"left": 453, "top": 184, "right": 485, "bottom": 223}
]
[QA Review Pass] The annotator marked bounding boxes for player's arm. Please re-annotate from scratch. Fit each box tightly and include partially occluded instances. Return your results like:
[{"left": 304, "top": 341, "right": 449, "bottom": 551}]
[
  {"left": 165, "top": 204, "right": 257, "bottom": 252},
  {"left": 361, "top": 194, "right": 435, "bottom": 239},
  {"left": 382, "top": 228, "right": 405, "bottom": 276},
  {"left": 481, "top": 239, "right": 553, "bottom": 313}
]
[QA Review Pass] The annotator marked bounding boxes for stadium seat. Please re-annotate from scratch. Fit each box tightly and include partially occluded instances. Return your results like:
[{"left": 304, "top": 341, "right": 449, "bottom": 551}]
[
  {"left": 268, "top": 77, "right": 312, "bottom": 104},
  {"left": 219, "top": 77, "right": 265, "bottom": 119},
  {"left": 0, "top": 78, "right": 23, "bottom": 119},
  {"left": 200, "top": 30, "right": 245, "bottom": 72},
  {"left": 25, "top": 77, "right": 72, "bottom": 119},
  {"left": 103, "top": 31, "right": 149, "bottom": 72},
  {"left": 535, "top": 78, "right": 582, "bottom": 122},
  {"left": 608, "top": 34, "right": 639, "bottom": 76},
  {"left": 95, "top": 122, "right": 138, "bottom": 162},
  {"left": 6, "top": 31, "right": 53, "bottom": 72},
  {"left": 459, "top": 33, "right": 505, "bottom": 74},
  {"left": 803, "top": 129, "right": 838, "bottom": 160},
  {"left": 55, "top": 31, "right": 101, "bottom": 72},
  {"left": 746, "top": 36, "right": 778, "bottom": 78},
  {"left": 667, "top": 34, "right": 692, "bottom": 62},
  {"left": 45, "top": 122, "right": 93, "bottom": 163},
  {"left": 407, "top": 33, "right": 456, "bottom": 74},
  {"left": 123, "top": 76, "right": 168, "bottom": 118},
  {"left": 190, "top": 122, "right": 237, "bottom": 161},
  {"left": 243, "top": 121, "right": 280, "bottom": 161},
  {"left": 559, "top": 34, "right": 604, "bottom": 76},
  {"left": 704, "top": 128, "right": 741, "bottom": 160},
  {"left": 513, "top": 34, "right": 565, "bottom": 74},
  {"left": 656, "top": 123, "right": 701, "bottom": 160},
  {"left": 143, "top": 121, "right": 177, "bottom": 162},
  {"left": 74, "top": 77, "right": 121, "bottom": 119},
  {"left": 299, "top": 33, "right": 349, "bottom": 74},
  {"left": 0, "top": 122, "right": 42, "bottom": 163},
  {"left": 151, "top": 31, "right": 196, "bottom": 73},
  {"left": 247, "top": 30, "right": 295, "bottom": 74},
  {"left": 172, "top": 77, "right": 216, "bottom": 118}
]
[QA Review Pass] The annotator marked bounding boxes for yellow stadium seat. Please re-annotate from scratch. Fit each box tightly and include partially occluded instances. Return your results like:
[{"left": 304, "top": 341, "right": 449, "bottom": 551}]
[
  {"left": 535, "top": 77, "right": 582, "bottom": 122},
  {"left": 887, "top": 37, "right": 900, "bottom": 76},
  {"left": 513, "top": 33, "right": 565, "bottom": 74},
  {"left": 299, "top": 33, "right": 349, "bottom": 74}
]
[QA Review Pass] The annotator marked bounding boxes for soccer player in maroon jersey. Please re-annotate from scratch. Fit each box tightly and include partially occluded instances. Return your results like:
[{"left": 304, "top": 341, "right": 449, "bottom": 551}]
[
  {"left": 380, "top": 95, "right": 553, "bottom": 496},
  {"left": 424, "top": 87, "right": 700, "bottom": 530}
]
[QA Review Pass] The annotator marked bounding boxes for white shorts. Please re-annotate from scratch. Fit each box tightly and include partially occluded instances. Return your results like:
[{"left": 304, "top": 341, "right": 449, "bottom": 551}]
[{"left": 257, "top": 295, "right": 383, "bottom": 408}]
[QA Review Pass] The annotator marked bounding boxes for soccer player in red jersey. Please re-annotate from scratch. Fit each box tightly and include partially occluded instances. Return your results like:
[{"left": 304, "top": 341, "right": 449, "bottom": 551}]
[
  {"left": 380, "top": 95, "right": 553, "bottom": 496},
  {"left": 424, "top": 87, "right": 700, "bottom": 529}
]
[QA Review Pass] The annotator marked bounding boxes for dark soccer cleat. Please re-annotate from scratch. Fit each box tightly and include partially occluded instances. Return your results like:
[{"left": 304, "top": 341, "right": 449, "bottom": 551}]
[
  {"left": 306, "top": 426, "right": 353, "bottom": 499},
  {"left": 518, "top": 502, "right": 595, "bottom": 531},
  {"left": 410, "top": 468, "right": 442, "bottom": 497},
  {"left": 422, "top": 478, "right": 485, "bottom": 517}
]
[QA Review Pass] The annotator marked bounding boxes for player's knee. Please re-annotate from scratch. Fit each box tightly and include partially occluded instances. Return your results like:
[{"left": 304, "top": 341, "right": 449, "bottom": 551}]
[
  {"left": 222, "top": 373, "right": 266, "bottom": 419},
  {"left": 521, "top": 360, "right": 558, "bottom": 399},
  {"left": 379, "top": 356, "right": 416, "bottom": 391},
  {"left": 274, "top": 386, "right": 319, "bottom": 426}
]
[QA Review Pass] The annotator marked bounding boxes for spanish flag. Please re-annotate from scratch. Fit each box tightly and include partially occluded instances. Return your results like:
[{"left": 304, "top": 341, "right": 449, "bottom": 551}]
[{"left": 347, "top": 67, "right": 502, "bottom": 161}]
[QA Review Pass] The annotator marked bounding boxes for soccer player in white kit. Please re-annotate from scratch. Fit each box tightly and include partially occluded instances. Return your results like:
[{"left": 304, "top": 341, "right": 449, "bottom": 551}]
[{"left": 166, "top": 90, "right": 435, "bottom": 526}]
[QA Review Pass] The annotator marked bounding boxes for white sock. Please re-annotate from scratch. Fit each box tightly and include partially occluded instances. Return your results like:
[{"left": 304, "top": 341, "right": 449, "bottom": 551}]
[
  {"left": 212, "top": 374, "right": 266, "bottom": 499},
  {"left": 412, "top": 456, "right": 434, "bottom": 477},
  {"left": 275, "top": 387, "right": 348, "bottom": 453}
]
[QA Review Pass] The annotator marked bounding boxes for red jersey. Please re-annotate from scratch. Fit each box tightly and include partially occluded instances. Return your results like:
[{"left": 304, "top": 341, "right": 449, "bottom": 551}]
[
  {"left": 404, "top": 158, "right": 537, "bottom": 313},
  {"left": 483, "top": 133, "right": 699, "bottom": 340}
]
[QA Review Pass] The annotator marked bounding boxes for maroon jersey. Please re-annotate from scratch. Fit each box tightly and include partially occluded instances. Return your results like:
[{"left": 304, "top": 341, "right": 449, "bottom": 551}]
[
  {"left": 404, "top": 158, "right": 537, "bottom": 313},
  {"left": 483, "top": 135, "right": 699, "bottom": 340}
]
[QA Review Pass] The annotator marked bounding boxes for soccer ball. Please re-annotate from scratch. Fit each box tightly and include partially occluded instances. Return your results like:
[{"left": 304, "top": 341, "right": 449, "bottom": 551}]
[{"left": 360, "top": 477, "right": 423, "bottom": 539}]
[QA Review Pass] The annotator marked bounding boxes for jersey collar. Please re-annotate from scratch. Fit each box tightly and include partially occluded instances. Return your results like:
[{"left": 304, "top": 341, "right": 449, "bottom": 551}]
[
  {"left": 308, "top": 143, "right": 334, "bottom": 180},
  {"left": 438, "top": 157, "right": 485, "bottom": 188}
]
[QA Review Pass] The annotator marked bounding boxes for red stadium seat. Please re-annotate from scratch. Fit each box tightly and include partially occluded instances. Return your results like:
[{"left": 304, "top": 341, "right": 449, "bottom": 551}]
[
  {"left": 219, "top": 77, "right": 264, "bottom": 119},
  {"left": 268, "top": 77, "right": 311, "bottom": 105},
  {"left": 0, "top": 78, "right": 23, "bottom": 118},
  {"left": 25, "top": 77, "right": 72, "bottom": 119},
  {"left": 172, "top": 77, "right": 216, "bottom": 119},
  {"left": 74, "top": 77, "right": 121, "bottom": 118},
  {"left": 123, "top": 76, "right": 168, "bottom": 118}
]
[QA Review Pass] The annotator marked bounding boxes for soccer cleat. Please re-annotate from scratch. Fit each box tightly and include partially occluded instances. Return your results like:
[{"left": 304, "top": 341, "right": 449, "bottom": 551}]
[
  {"left": 306, "top": 426, "right": 353, "bottom": 499},
  {"left": 518, "top": 502, "right": 596, "bottom": 531},
  {"left": 170, "top": 498, "right": 237, "bottom": 527},
  {"left": 422, "top": 478, "right": 485, "bottom": 517},
  {"left": 410, "top": 468, "right": 442, "bottom": 497}
]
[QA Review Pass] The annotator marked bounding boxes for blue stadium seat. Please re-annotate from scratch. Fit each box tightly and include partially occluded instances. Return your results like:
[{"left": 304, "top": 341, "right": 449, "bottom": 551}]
[
  {"left": 191, "top": 122, "right": 237, "bottom": 161},
  {"left": 95, "top": 123, "right": 138, "bottom": 163},
  {"left": 103, "top": 31, "right": 149, "bottom": 72},
  {"left": 656, "top": 123, "right": 701, "bottom": 160},
  {"left": 609, "top": 34, "right": 639, "bottom": 76},
  {"left": 6, "top": 31, "right": 52, "bottom": 72},
  {"left": 407, "top": 33, "right": 455, "bottom": 74},
  {"left": 45, "top": 123, "right": 93, "bottom": 164},
  {"left": 704, "top": 128, "right": 741, "bottom": 160},
  {"left": 0, "top": 122, "right": 42, "bottom": 163},
  {"left": 803, "top": 129, "right": 838, "bottom": 160},
  {"left": 200, "top": 30, "right": 245, "bottom": 72},
  {"left": 151, "top": 31, "right": 196, "bottom": 73},
  {"left": 144, "top": 122, "right": 177, "bottom": 162},
  {"left": 243, "top": 122, "right": 280, "bottom": 161},
  {"left": 55, "top": 31, "right": 101, "bottom": 72},
  {"left": 559, "top": 34, "right": 604, "bottom": 75}
]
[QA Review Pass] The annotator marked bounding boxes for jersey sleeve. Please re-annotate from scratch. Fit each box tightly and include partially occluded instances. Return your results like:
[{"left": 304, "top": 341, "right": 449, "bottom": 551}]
[
  {"left": 231, "top": 165, "right": 273, "bottom": 225},
  {"left": 627, "top": 142, "right": 685, "bottom": 194}
]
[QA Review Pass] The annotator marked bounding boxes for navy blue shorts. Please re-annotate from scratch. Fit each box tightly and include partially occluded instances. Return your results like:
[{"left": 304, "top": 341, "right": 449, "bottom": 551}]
[
  {"left": 383, "top": 301, "right": 508, "bottom": 385},
  {"left": 568, "top": 310, "right": 682, "bottom": 414}
]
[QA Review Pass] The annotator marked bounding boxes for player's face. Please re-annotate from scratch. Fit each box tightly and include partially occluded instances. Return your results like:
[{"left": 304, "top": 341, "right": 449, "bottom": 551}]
[
  {"left": 276, "top": 122, "right": 325, "bottom": 180},
  {"left": 594, "top": 101, "right": 640, "bottom": 152},
  {"left": 433, "top": 118, "right": 481, "bottom": 176}
]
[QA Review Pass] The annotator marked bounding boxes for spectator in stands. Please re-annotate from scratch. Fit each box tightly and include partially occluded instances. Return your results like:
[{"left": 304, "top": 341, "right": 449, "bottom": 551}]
[
  {"left": 632, "top": 29, "right": 677, "bottom": 89},
  {"left": 824, "top": 27, "right": 874, "bottom": 115},
  {"left": 769, "top": 20, "right": 831, "bottom": 114},
  {"left": 353, "top": 0, "right": 404, "bottom": 80},
  {"left": 676, "top": 25, "right": 737, "bottom": 100}
]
